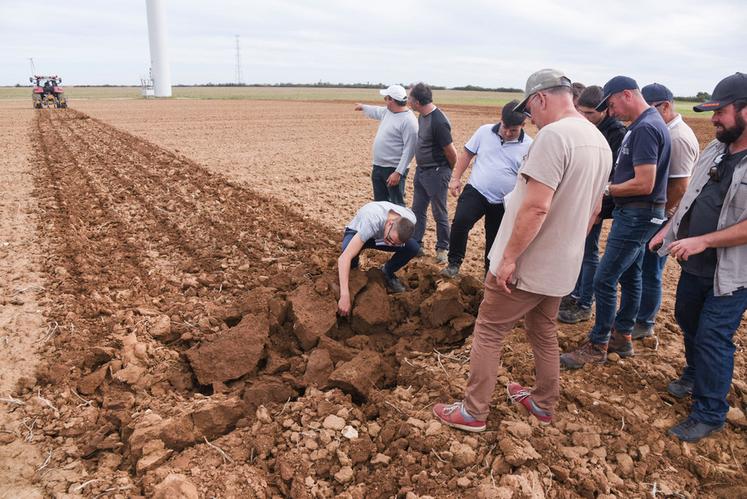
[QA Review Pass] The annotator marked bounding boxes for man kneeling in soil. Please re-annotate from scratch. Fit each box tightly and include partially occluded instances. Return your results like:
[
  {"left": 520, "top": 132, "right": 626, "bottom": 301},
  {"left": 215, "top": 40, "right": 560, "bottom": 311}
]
[
  {"left": 337, "top": 201, "right": 419, "bottom": 316},
  {"left": 432, "top": 69, "right": 611, "bottom": 431}
]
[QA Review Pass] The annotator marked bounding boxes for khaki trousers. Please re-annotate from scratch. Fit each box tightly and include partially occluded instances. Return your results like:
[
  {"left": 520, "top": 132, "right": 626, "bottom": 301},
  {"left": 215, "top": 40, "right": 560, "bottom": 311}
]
[{"left": 464, "top": 275, "right": 561, "bottom": 420}]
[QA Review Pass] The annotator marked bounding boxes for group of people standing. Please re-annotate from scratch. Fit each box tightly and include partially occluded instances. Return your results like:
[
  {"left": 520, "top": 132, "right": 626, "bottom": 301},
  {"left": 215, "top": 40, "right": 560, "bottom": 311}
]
[{"left": 336, "top": 71, "right": 747, "bottom": 444}]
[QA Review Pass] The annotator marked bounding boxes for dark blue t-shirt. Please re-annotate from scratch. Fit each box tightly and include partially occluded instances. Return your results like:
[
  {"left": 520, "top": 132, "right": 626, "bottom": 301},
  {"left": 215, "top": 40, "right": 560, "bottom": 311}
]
[{"left": 612, "top": 107, "right": 671, "bottom": 205}]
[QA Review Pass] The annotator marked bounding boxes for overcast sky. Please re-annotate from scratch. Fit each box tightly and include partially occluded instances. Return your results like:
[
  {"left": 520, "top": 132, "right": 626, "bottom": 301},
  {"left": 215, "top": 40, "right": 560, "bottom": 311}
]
[{"left": 1, "top": 0, "right": 745, "bottom": 95}]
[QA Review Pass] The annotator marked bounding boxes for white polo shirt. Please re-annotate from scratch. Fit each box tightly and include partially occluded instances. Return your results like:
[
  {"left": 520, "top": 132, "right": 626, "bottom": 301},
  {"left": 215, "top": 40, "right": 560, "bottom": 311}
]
[{"left": 465, "top": 124, "right": 533, "bottom": 204}]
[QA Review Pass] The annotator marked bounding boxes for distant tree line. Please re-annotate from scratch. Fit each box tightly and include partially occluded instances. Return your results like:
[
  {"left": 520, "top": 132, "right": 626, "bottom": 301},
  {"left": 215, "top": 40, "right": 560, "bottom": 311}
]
[{"left": 8, "top": 81, "right": 712, "bottom": 101}]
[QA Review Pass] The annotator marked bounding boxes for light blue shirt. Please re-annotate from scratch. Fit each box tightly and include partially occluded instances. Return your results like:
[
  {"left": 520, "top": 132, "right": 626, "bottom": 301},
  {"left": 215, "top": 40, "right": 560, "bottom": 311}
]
[{"left": 465, "top": 124, "right": 532, "bottom": 204}]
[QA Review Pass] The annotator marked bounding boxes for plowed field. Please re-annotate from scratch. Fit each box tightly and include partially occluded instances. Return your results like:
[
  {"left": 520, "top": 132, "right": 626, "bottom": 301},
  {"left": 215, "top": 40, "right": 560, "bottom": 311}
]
[{"left": 0, "top": 99, "right": 745, "bottom": 498}]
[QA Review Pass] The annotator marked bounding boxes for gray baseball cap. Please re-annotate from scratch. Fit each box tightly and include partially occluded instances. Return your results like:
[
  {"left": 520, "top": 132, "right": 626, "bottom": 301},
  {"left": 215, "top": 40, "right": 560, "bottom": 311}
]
[{"left": 513, "top": 68, "right": 572, "bottom": 114}]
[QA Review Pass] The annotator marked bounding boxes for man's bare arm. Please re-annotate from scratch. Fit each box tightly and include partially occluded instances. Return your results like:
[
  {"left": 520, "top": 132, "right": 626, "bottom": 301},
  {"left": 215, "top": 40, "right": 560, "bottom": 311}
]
[{"left": 608, "top": 164, "right": 656, "bottom": 197}]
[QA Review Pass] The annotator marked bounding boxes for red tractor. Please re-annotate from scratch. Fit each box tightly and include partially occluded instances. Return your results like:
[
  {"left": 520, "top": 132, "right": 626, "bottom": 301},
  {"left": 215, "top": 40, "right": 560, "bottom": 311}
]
[{"left": 30, "top": 75, "right": 67, "bottom": 109}]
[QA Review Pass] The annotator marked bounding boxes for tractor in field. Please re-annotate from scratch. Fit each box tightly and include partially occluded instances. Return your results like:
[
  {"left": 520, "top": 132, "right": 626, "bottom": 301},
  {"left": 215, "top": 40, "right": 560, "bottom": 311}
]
[{"left": 30, "top": 75, "right": 67, "bottom": 109}]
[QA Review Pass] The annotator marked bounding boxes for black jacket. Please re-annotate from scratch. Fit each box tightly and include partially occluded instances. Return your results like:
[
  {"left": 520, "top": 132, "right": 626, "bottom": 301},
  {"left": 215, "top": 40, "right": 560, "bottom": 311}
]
[{"left": 597, "top": 115, "right": 627, "bottom": 218}]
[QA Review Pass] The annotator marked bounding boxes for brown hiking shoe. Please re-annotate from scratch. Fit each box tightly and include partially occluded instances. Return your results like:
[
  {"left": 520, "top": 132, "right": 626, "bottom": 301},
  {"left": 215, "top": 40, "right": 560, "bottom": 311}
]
[
  {"left": 608, "top": 330, "right": 634, "bottom": 358},
  {"left": 560, "top": 342, "right": 607, "bottom": 370}
]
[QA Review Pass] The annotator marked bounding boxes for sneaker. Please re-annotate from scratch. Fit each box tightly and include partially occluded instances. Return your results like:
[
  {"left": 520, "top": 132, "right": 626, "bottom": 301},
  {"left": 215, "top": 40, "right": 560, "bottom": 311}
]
[
  {"left": 668, "top": 416, "right": 724, "bottom": 443},
  {"left": 435, "top": 249, "right": 448, "bottom": 264},
  {"left": 506, "top": 382, "right": 553, "bottom": 425},
  {"left": 560, "top": 341, "right": 607, "bottom": 370},
  {"left": 432, "top": 401, "right": 486, "bottom": 433},
  {"left": 607, "top": 330, "right": 634, "bottom": 358},
  {"left": 559, "top": 295, "right": 577, "bottom": 312},
  {"left": 667, "top": 375, "right": 694, "bottom": 399},
  {"left": 440, "top": 264, "right": 460, "bottom": 278},
  {"left": 631, "top": 323, "right": 654, "bottom": 340},
  {"left": 557, "top": 303, "right": 592, "bottom": 324}
]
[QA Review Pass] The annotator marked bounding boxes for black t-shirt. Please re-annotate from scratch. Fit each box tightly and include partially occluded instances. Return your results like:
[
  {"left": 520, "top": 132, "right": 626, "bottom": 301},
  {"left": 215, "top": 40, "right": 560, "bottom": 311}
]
[
  {"left": 678, "top": 147, "right": 747, "bottom": 277},
  {"left": 415, "top": 107, "right": 453, "bottom": 168},
  {"left": 612, "top": 107, "right": 671, "bottom": 205}
]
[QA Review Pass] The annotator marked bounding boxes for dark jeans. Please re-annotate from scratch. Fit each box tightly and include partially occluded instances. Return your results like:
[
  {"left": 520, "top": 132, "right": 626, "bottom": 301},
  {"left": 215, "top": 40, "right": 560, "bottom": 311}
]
[
  {"left": 447, "top": 184, "right": 504, "bottom": 271},
  {"left": 589, "top": 206, "right": 664, "bottom": 344},
  {"left": 571, "top": 222, "right": 603, "bottom": 308},
  {"left": 412, "top": 166, "right": 451, "bottom": 251},
  {"left": 635, "top": 248, "right": 668, "bottom": 326},
  {"left": 372, "top": 165, "right": 407, "bottom": 206},
  {"left": 674, "top": 270, "right": 747, "bottom": 425},
  {"left": 342, "top": 228, "right": 419, "bottom": 278}
]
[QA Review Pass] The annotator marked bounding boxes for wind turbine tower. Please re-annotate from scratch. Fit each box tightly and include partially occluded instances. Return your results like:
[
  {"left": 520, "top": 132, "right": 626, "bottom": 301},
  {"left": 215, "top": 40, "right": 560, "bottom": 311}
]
[{"left": 145, "top": 0, "right": 172, "bottom": 97}]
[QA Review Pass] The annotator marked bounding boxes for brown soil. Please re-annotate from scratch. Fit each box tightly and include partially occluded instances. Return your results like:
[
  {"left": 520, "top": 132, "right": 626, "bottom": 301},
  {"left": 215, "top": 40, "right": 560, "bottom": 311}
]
[{"left": 0, "top": 100, "right": 745, "bottom": 498}]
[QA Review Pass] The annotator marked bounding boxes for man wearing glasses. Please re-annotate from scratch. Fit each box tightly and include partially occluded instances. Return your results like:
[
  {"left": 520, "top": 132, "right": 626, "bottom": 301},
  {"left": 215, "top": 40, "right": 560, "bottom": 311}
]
[
  {"left": 355, "top": 84, "right": 418, "bottom": 206},
  {"left": 628, "top": 83, "right": 700, "bottom": 340},
  {"left": 561, "top": 76, "right": 671, "bottom": 369},
  {"left": 337, "top": 201, "right": 418, "bottom": 316},
  {"left": 648, "top": 72, "right": 747, "bottom": 442},
  {"left": 432, "top": 69, "right": 611, "bottom": 431}
]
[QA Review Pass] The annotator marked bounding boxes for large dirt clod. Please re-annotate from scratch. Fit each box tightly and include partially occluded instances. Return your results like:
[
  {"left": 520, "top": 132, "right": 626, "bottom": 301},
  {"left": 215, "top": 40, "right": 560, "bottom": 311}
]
[
  {"left": 327, "top": 350, "right": 384, "bottom": 402},
  {"left": 420, "top": 281, "right": 465, "bottom": 327},
  {"left": 185, "top": 313, "right": 269, "bottom": 385},
  {"left": 289, "top": 284, "right": 337, "bottom": 351}
]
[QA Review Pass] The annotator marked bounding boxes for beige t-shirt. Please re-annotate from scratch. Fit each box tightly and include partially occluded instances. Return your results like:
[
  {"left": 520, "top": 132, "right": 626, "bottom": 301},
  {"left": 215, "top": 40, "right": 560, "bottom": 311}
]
[
  {"left": 667, "top": 115, "right": 699, "bottom": 178},
  {"left": 487, "top": 117, "right": 612, "bottom": 296}
]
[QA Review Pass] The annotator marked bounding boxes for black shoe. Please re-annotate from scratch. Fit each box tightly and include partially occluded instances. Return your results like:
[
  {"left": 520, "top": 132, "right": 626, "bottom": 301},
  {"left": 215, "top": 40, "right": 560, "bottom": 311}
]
[
  {"left": 416, "top": 247, "right": 425, "bottom": 258},
  {"left": 559, "top": 295, "right": 577, "bottom": 312},
  {"left": 631, "top": 323, "right": 654, "bottom": 340},
  {"left": 557, "top": 303, "right": 592, "bottom": 324},
  {"left": 668, "top": 417, "right": 723, "bottom": 442},
  {"left": 440, "top": 264, "right": 460, "bottom": 278},
  {"left": 383, "top": 274, "right": 406, "bottom": 293},
  {"left": 667, "top": 376, "right": 694, "bottom": 399}
]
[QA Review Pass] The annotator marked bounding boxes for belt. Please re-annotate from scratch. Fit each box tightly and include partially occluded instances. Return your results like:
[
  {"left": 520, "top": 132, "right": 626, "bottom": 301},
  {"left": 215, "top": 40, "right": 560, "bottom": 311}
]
[{"left": 616, "top": 201, "right": 665, "bottom": 209}]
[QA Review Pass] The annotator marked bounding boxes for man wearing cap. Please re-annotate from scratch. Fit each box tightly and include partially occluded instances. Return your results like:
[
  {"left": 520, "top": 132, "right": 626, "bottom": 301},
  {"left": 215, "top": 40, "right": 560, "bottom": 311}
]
[
  {"left": 408, "top": 82, "right": 457, "bottom": 263},
  {"left": 647, "top": 72, "right": 747, "bottom": 442},
  {"left": 355, "top": 84, "right": 419, "bottom": 206},
  {"left": 440, "top": 100, "right": 533, "bottom": 278},
  {"left": 561, "top": 76, "right": 671, "bottom": 369},
  {"left": 629, "top": 83, "right": 700, "bottom": 339},
  {"left": 432, "top": 69, "right": 611, "bottom": 431}
]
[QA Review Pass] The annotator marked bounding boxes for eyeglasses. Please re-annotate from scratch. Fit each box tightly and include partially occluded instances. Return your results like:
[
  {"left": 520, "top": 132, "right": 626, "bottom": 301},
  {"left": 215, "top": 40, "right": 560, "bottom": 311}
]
[
  {"left": 383, "top": 224, "right": 399, "bottom": 246},
  {"left": 652, "top": 101, "right": 667, "bottom": 108},
  {"left": 522, "top": 93, "right": 539, "bottom": 118},
  {"left": 708, "top": 152, "right": 727, "bottom": 181}
]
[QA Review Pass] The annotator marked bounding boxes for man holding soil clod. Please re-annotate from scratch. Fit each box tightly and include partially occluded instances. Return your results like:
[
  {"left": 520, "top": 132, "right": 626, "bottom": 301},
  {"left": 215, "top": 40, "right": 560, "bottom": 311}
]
[{"left": 337, "top": 201, "right": 418, "bottom": 316}]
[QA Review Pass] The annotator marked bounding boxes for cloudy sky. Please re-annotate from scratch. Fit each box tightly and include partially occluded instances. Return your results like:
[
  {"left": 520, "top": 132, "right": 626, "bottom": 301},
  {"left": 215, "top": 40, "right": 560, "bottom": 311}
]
[{"left": 1, "top": 0, "right": 745, "bottom": 95}]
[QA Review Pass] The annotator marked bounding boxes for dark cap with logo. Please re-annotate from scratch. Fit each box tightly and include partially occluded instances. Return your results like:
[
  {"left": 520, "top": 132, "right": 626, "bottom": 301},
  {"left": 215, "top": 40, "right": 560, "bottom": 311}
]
[
  {"left": 694, "top": 72, "right": 747, "bottom": 112},
  {"left": 641, "top": 83, "right": 674, "bottom": 104},
  {"left": 596, "top": 75, "right": 639, "bottom": 111}
]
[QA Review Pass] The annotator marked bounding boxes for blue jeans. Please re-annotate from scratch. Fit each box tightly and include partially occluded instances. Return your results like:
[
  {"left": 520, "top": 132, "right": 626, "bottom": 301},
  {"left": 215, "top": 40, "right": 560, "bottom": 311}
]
[
  {"left": 571, "top": 222, "right": 602, "bottom": 308},
  {"left": 674, "top": 270, "right": 747, "bottom": 425},
  {"left": 635, "top": 248, "right": 668, "bottom": 326},
  {"left": 589, "top": 206, "right": 664, "bottom": 344},
  {"left": 372, "top": 165, "right": 407, "bottom": 206},
  {"left": 342, "top": 228, "right": 419, "bottom": 278}
]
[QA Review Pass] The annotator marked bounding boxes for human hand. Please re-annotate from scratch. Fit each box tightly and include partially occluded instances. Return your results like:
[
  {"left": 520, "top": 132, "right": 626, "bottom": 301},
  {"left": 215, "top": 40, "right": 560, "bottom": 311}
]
[
  {"left": 494, "top": 258, "right": 516, "bottom": 293},
  {"left": 354, "top": 103, "right": 364, "bottom": 111},
  {"left": 448, "top": 178, "right": 462, "bottom": 197},
  {"left": 386, "top": 172, "right": 401, "bottom": 187},
  {"left": 648, "top": 228, "right": 667, "bottom": 252},
  {"left": 337, "top": 295, "right": 352, "bottom": 316},
  {"left": 667, "top": 236, "right": 708, "bottom": 261}
]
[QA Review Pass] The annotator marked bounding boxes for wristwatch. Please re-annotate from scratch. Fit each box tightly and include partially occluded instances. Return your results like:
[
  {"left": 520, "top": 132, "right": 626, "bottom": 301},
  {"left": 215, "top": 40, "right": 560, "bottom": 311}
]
[{"left": 604, "top": 183, "right": 611, "bottom": 197}]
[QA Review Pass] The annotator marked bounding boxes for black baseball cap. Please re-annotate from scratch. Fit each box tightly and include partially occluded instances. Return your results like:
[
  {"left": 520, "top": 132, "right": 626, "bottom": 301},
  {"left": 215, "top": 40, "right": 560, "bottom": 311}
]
[
  {"left": 641, "top": 83, "right": 673, "bottom": 104},
  {"left": 596, "top": 75, "right": 639, "bottom": 111},
  {"left": 693, "top": 72, "right": 747, "bottom": 112}
]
